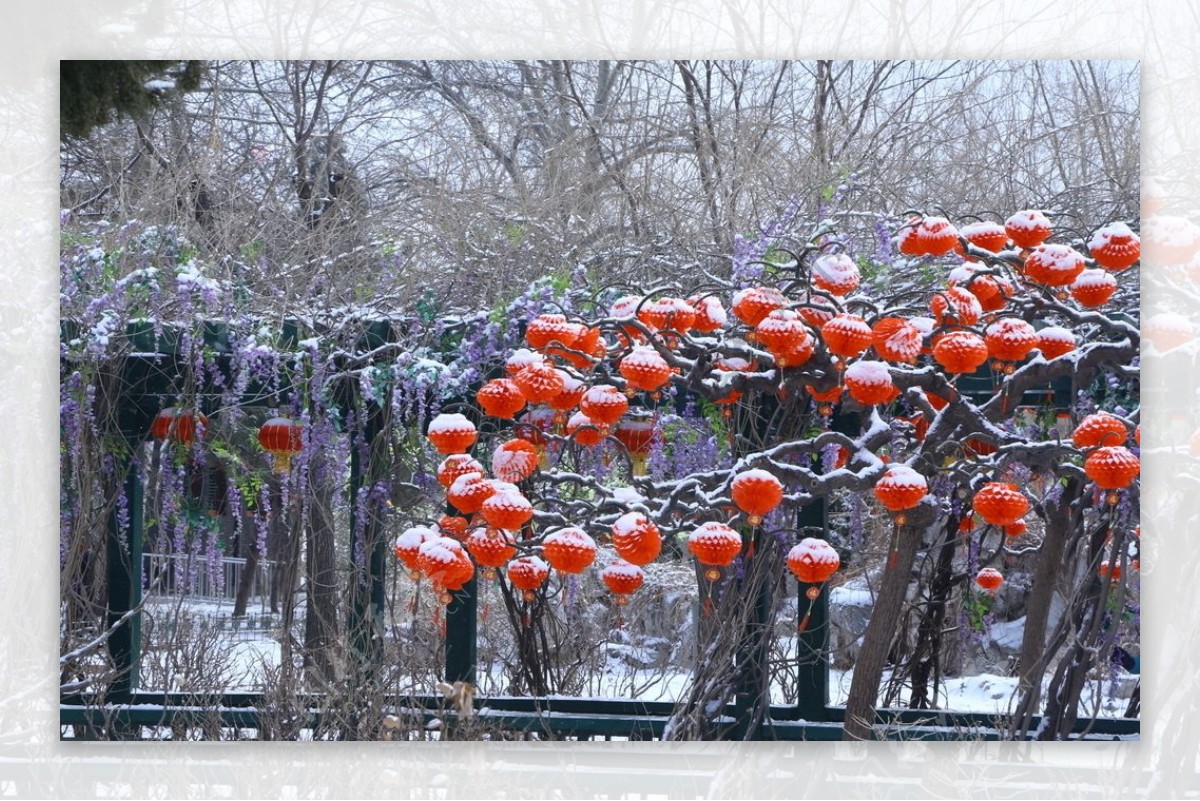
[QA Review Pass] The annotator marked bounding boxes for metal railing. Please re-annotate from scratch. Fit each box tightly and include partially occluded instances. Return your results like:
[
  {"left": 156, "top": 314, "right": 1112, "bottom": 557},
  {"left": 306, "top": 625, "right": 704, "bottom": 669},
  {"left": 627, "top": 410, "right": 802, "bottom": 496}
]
[{"left": 142, "top": 553, "right": 275, "bottom": 604}]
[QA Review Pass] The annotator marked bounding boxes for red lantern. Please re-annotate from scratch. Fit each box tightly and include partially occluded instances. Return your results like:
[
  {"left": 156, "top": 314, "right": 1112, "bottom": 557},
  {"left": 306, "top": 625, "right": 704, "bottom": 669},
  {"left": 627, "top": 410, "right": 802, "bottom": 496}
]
[
  {"left": 959, "top": 221, "right": 1009, "bottom": 258},
  {"left": 642, "top": 296, "right": 696, "bottom": 334},
  {"left": 929, "top": 287, "right": 982, "bottom": 327},
  {"left": 821, "top": 314, "right": 874, "bottom": 359},
  {"left": 975, "top": 567, "right": 1004, "bottom": 592},
  {"left": 438, "top": 515, "right": 470, "bottom": 542},
  {"left": 687, "top": 521, "right": 743, "bottom": 570},
  {"left": 1003, "top": 519, "right": 1028, "bottom": 538},
  {"left": 844, "top": 360, "right": 899, "bottom": 406},
  {"left": 525, "top": 313, "right": 580, "bottom": 352},
  {"left": 1036, "top": 326, "right": 1077, "bottom": 360},
  {"left": 259, "top": 416, "right": 304, "bottom": 472},
  {"left": 394, "top": 525, "right": 438, "bottom": 576},
  {"left": 1098, "top": 560, "right": 1124, "bottom": 581},
  {"left": 1084, "top": 446, "right": 1140, "bottom": 491},
  {"left": 1005, "top": 209, "right": 1052, "bottom": 249},
  {"left": 437, "top": 454, "right": 485, "bottom": 489},
  {"left": 507, "top": 556, "right": 550, "bottom": 601},
  {"left": 476, "top": 379, "right": 527, "bottom": 420},
  {"left": 689, "top": 295, "right": 727, "bottom": 333},
  {"left": 446, "top": 471, "right": 495, "bottom": 515},
  {"left": 541, "top": 527, "right": 597, "bottom": 574},
  {"left": 811, "top": 253, "right": 861, "bottom": 296},
  {"left": 613, "top": 416, "right": 657, "bottom": 476},
  {"left": 417, "top": 537, "right": 476, "bottom": 596},
  {"left": 871, "top": 317, "right": 923, "bottom": 364},
  {"left": 1073, "top": 413, "right": 1129, "bottom": 449},
  {"left": 1070, "top": 269, "right": 1118, "bottom": 308},
  {"left": 730, "top": 469, "right": 784, "bottom": 526},
  {"left": 1088, "top": 222, "right": 1140, "bottom": 272},
  {"left": 601, "top": 560, "right": 645, "bottom": 605},
  {"left": 972, "top": 482, "right": 1030, "bottom": 527},
  {"left": 566, "top": 411, "right": 604, "bottom": 448},
  {"left": 1024, "top": 244, "right": 1086, "bottom": 287},
  {"left": 513, "top": 363, "right": 566, "bottom": 404},
  {"left": 547, "top": 373, "right": 587, "bottom": 413},
  {"left": 480, "top": 489, "right": 535, "bottom": 531},
  {"left": 426, "top": 413, "right": 477, "bottom": 455},
  {"left": 914, "top": 216, "right": 961, "bottom": 256},
  {"left": 985, "top": 318, "right": 1038, "bottom": 364},
  {"left": 786, "top": 538, "right": 840, "bottom": 584},
  {"left": 466, "top": 527, "right": 517, "bottom": 575},
  {"left": 506, "top": 348, "right": 545, "bottom": 375},
  {"left": 619, "top": 346, "right": 672, "bottom": 393},
  {"left": 151, "top": 407, "right": 208, "bottom": 444},
  {"left": 795, "top": 291, "right": 836, "bottom": 329},
  {"left": 611, "top": 512, "right": 662, "bottom": 566},
  {"left": 873, "top": 466, "right": 928, "bottom": 522},
  {"left": 755, "top": 309, "right": 813, "bottom": 364},
  {"left": 732, "top": 286, "right": 787, "bottom": 327},
  {"left": 933, "top": 331, "right": 989, "bottom": 375},
  {"left": 492, "top": 438, "right": 540, "bottom": 483},
  {"left": 580, "top": 384, "right": 628, "bottom": 428}
]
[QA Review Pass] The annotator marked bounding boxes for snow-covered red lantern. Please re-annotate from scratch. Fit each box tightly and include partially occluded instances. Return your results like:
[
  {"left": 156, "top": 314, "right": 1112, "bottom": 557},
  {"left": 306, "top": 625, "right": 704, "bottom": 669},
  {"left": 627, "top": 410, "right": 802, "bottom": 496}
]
[
  {"left": 566, "top": 411, "right": 604, "bottom": 448},
  {"left": 446, "top": 471, "right": 495, "bottom": 515},
  {"left": 795, "top": 291, "right": 836, "bottom": 329},
  {"left": 514, "top": 407, "right": 558, "bottom": 448},
  {"left": 871, "top": 317, "right": 923, "bottom": 364},
  {"left": 687, "top": 522, "right": 744, "bottom": 578},
  {"left": 984, "top": 318, "right": 1038, "bottom": 368},
  {"left": 959, "top": 221, "right": 1009, "bottom": 259},
  {"left": 611, "top": 512, "right": 662, "bottom": 566},
  {"left": 1098, "top": 560, "right": 1124, "bottom": 581},
  {"left": 417, "top": 537, "right": 476, "bottom": 599},
  {"left": 689, "top": 294, "right": 727, "bottom": 334},
  {"left": 480, "top": 488, "right": 535, "bottom": 531},
  {"left": 259, "top": 416, "right": 304, "bottom": 472},
  {"left": 151, "top": 407, "right": 208, "bottom": 444},
  {"left": 1005, "top": 209, "right": 1052, "bottom": 249},
  {"left": 547, "top": 372, "right": 587, "bottom": 414},
  {"left": 505, "top": 348, "right": 545, "bottom": 376},
  {"left": 933, "top": 331, "right": 989, "bottom": 375},
  {"left": 844, "top": 360, "right": 899, "bottom": 406},
  {"left": 759, "top": 312, "right": 816, "bottom": 368},
  {"left": 873, "top": 466, "right": 928, "bottom": 524},
  {"left": 822, "top": 314, "right": 874, "bottom": 359},
  {"left": 513, "top": 362, "right": 566, "bottom": 404},
  {"left": 525, "top": 313, "right": 580, "bottom": 352},
  {"left": 426, "top": 413, "right": 477, "bottom": 455},
  {"left": 476, "top": 378, "right": 526, "bottom": 420},
  {"left": 580, "top": 384, "right": 628, "bottom": 428},
  {"left": 929, "top": 287, "right": 982, "bottom": 327},
  {"left": 811, "top": 253, "right": 861, "bottom": 296},
  {"left": 541, "top": 527, "right": 597, "bottom": 574},
  {"left": 507, "top": 556, "right": 550, "bottom": 601},
  {"left": 1073, "top": 412, "right": 1129, "bottom": 449},
  {"left": 1144, "top": 312, "right": 1195, "bottom": 353},
  {"left": 786, "top": 538, "right": 840, "bottom": 589},
  {"left": 601, "top": 560, "right": 645, "bottom": 605},
  {"left": 619, "top": 346, "right": 672, "bottom": 394},
  {"left": 1036, "top": 326, "right": 1077, "bottom": 360},
  {"left": 492, "top": 438, "right": 540, "bottom": 483},
  {"left": 914, "top": 216, "right": 960, "bottom": 256},
  {"left": 972, "top": 482, "right": 1030, "bottom": 527},
  {"left": 1085, "top": 446, "right": 1140, "bottom": 499},
  {"left": 642, "top": 296, "right": 696, "bottom": 334},
  {"left": 1070, "top": 269, "right": 1117, "bottom": 308},
  {"left": 394, "top": 525, "right": 438, "bottom": 578},
  {"left": 1024, "top": 244, "right": 1086, "bottom": 287},
  {"left": 465, "top": 527, "right": 517, "bottom": 579},
  {"left": 975, "top": 567, "right": 1004, "bottom": 593},
  {"left": 731, "top": 469, "right": 784, "bottom": 526},
  {"left": 1088, "top": 222, "right": 1140, "bottom": 272},
  {"left": 732, "top": 286, "right": 787, "bottom": 327},
  {"left": 437, "top": 454, "right": 485, "bottom": 488}
]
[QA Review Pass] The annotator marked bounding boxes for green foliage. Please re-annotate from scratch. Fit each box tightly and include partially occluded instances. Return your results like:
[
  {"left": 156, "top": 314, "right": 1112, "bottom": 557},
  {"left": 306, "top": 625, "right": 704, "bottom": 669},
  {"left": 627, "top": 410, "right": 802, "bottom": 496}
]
[{"left": 60, "top": 60, "right": 204, "bottom": 140}]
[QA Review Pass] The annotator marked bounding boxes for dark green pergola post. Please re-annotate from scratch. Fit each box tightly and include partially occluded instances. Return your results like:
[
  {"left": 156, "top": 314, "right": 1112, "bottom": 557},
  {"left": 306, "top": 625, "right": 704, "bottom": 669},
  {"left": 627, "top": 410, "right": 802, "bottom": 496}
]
[
  {"left": 795, "top": 497, "right": 830, "bottom": 722},
  {"left": 443, "top": 500, "right": 477, "bottom": 687},
  {"left": 105, "top": 459, "right": 144, "bottom": 704}
]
